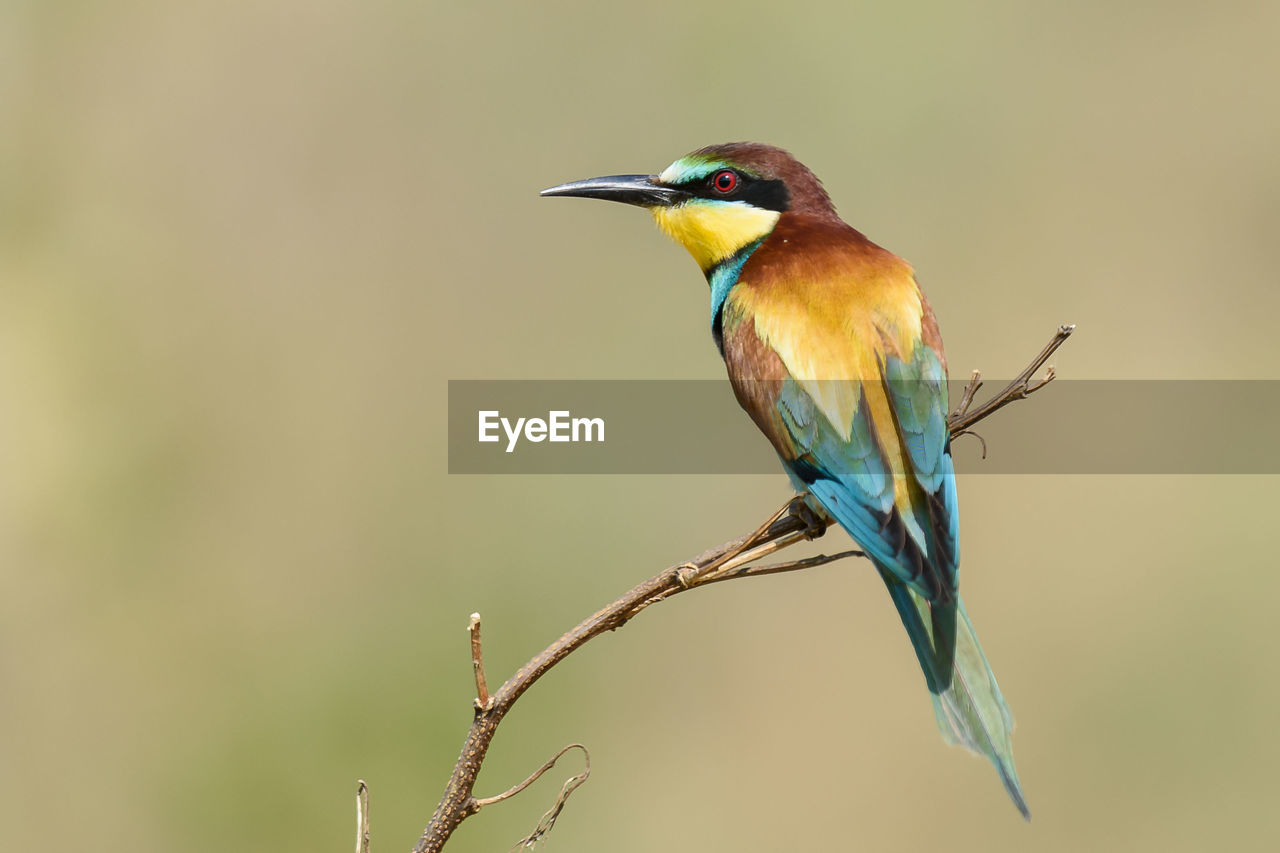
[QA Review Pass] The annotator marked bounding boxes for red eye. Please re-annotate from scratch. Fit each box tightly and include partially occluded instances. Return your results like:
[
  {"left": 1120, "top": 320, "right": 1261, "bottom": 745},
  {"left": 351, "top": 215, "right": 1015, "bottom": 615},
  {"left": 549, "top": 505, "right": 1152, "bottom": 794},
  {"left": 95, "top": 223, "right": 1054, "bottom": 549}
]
[{"left": 712, "top": 169, "right": 738, "bottom": 193}]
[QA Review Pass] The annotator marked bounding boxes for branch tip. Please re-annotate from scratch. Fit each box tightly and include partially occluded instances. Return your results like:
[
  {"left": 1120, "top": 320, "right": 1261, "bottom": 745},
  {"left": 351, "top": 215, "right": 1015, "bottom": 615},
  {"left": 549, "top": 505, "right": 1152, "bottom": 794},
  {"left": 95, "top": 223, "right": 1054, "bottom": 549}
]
[
  {"left": 469, "top": 614, "right": 493, "bottom": 711},
  {"left": 355, "top": 780, "right": 370, "bottom": 853},
  {"left": 948, "top": 324, "right": 1075, "bottom": 435}
]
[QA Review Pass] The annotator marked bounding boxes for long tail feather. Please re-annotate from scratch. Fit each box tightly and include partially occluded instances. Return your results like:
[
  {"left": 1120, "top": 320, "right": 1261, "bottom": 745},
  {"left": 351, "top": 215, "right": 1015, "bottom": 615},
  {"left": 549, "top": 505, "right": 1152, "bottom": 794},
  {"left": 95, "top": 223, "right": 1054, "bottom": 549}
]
[{"left": 880, "top": 567, "right": 1030, "bottom": 820}]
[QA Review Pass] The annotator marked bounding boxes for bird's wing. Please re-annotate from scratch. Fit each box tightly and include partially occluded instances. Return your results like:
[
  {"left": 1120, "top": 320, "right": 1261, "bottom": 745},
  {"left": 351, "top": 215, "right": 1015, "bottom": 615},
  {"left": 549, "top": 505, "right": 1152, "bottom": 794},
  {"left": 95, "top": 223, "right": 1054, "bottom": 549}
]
[
  {"left": 882, "top": 343, "right": 960, "bottom": 585},
  {"left": 722, "top": 271, "right": 958, "bottom": 602}
]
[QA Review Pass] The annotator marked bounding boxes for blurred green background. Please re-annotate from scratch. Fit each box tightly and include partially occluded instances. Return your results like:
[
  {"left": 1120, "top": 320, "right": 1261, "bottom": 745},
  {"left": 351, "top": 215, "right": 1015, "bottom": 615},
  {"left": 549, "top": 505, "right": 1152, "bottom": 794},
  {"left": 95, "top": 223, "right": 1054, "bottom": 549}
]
[{"left": 3, "top": 1, "right": 1279, "bottom": 850}]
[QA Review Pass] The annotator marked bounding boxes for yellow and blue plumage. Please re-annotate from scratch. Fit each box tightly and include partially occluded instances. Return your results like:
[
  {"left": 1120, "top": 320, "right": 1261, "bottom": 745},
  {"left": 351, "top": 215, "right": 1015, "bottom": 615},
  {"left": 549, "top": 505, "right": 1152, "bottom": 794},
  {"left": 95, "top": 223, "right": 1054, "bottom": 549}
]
[{"left": 543, "top": 142, "right": 1029, "bottom": 818}]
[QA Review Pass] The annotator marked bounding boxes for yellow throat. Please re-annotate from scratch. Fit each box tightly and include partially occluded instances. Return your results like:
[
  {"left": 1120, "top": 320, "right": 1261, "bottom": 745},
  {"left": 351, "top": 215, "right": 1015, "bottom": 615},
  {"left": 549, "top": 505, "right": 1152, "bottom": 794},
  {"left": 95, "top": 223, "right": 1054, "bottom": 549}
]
[{"left": 651, "top": 201, "right": 780, "bottom": 271}]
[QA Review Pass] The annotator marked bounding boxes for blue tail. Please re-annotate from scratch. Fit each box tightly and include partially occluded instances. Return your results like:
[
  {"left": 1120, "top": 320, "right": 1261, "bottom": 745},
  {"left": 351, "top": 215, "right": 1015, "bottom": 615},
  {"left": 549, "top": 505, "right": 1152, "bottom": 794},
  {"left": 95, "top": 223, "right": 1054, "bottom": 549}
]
[{"left": 880, "top": 566, "right": 1031, "bottom": 820}]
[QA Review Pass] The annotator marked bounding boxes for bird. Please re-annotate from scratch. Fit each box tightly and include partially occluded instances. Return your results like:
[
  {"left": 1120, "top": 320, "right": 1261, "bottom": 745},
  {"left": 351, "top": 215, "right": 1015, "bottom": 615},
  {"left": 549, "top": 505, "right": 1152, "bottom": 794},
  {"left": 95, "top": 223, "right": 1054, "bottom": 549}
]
[{"left": 541, "top": 142, "right": 1028, "bottom": 819}]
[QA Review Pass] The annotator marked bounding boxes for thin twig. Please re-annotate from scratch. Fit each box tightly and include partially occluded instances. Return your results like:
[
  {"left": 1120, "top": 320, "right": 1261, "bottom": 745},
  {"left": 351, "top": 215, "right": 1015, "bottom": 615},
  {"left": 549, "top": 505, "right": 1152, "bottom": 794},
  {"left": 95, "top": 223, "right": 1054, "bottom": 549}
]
[
  {"left": 405, "top": 323, "right": 1074, "bottom": 853},
  {"left": 508, "top": 747, "right": 591, "bottom": 852},
  {"left": 950, "top": 324, "right": 1075, "bottom": 436},
  {"left": 952, "top": 369, "right": 984, "bottom": 420},
  {"left": 622, "top": 500, "right": 827, "bottom": 619},
  {"left": 469, "top": 613, "right": 493, "bottom": 711},
  {"left": 675, "top": 497, "right": 798, "bottom": 587},
  {"left": 354, "top": 781, "right": 370, "bottom": 853},
  {"left": 473, "top": 743, "right": 589, "bottom": 809},
  {"left": 697, "top": 549, "right": 866, "bottom": 586}
]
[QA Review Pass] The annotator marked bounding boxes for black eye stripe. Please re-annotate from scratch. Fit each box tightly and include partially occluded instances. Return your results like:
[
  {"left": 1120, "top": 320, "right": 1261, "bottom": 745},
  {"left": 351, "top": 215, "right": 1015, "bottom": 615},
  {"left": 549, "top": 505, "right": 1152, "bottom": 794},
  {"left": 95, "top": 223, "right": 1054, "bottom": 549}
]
[
  {"left": 717, "top": 177, "right": 789, "bottom": 212},
  {"left": 670, "top": 172, "right": 790, "bottom": 212}
]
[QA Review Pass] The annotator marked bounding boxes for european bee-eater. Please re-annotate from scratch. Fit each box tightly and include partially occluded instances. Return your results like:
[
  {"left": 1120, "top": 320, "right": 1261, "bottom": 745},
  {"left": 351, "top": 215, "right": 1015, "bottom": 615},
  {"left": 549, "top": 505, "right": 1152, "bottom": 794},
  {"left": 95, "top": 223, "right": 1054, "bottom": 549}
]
[{"left": 541, "top": 142, "right": 1029, "bottom": 818}]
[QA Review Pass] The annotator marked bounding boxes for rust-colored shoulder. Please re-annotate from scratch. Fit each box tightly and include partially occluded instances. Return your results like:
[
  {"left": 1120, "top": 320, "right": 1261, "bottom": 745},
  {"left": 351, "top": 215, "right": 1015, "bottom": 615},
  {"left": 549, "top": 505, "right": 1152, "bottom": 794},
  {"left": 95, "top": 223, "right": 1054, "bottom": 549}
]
[{"left": 720, "top": 310, "right": 797, "bottom": 462}]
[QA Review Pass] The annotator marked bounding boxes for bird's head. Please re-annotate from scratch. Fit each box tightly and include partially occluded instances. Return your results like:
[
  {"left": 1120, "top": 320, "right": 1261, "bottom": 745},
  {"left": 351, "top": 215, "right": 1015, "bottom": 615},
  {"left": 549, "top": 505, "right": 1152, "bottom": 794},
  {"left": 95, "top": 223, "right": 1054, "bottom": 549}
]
[{"left": 541, "top": 142, "right": 837, "bottom": 273}]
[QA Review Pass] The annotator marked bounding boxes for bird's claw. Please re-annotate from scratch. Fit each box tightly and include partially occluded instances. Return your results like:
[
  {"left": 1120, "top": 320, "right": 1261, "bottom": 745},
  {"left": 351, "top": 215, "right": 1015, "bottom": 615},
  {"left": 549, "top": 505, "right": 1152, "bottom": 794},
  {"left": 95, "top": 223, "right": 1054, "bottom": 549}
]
[{"left": 787, "top": 495, "right": 829, "bottom": 540}]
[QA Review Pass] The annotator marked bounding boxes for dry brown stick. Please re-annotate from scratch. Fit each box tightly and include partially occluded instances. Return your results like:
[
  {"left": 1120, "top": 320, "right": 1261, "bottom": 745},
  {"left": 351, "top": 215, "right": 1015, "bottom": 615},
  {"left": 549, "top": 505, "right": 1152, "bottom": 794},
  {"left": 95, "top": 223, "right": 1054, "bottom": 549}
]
[
  {"left": 697, "top": 548, "right": 866, "bottom": 586},
  {"left": 953, "top": 369, "right": 984, "bottom": 424},
  {"left": 472, "top": 743, "right": 589, "bottom": 810},
  {"left": 951, "top": 324, "right": 1075, "bottom": 436},
  {"left": 409, "top": 323, "right": 1074, "bottom": 853},
  {"left": 506, "top": 746, "right": 591, "bottom": 852},
  {"left": 468, "top": 613, "right": 493, "bottom": 711},
  {"left": 354, "top": 781, "right": 370, "bottom": 853}
]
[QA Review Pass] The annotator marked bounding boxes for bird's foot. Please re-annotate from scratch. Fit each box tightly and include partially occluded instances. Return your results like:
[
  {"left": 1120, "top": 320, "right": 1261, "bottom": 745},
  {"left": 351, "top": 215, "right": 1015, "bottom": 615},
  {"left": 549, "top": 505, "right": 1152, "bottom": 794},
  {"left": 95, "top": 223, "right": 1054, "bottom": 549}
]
[{"left": 787, "top": 494, "right": 830, "bottom": 540}]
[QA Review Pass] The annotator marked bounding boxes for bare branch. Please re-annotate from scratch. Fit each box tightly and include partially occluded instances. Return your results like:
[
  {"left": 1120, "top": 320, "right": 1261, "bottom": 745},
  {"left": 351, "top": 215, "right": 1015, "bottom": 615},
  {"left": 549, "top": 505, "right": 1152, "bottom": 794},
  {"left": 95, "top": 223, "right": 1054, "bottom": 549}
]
[
  {"left": 950, "top": 324, "right": 1075, "bottom": 436},
  {"left": 408, "top": 499, "right": 826, "bottom": 853},
  {"left": 403, "top": 324, "right": 1074, "bottom": 853}
]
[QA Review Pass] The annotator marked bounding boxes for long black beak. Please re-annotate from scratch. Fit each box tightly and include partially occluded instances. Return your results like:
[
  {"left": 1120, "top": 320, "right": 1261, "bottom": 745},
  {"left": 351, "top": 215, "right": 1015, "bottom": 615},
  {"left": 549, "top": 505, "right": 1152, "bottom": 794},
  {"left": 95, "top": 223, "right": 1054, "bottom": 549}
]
[{"left": 540, "top": 174, "right": 689, "bottom": 208}]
